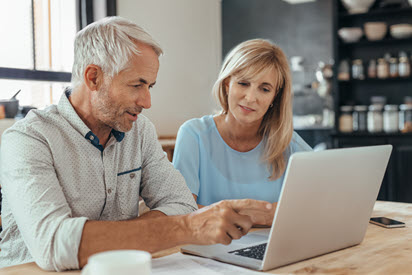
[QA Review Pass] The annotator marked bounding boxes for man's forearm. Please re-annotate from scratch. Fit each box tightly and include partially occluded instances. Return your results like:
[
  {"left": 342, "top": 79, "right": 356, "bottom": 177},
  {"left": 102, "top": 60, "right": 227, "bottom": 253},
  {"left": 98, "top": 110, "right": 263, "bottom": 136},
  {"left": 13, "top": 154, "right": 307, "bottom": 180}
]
[
  {"left": 137, "top": 210, "right": 166, "bottom": 219},
  {"left": 77, "top": 215, "right": 190, "bottom": 268}
]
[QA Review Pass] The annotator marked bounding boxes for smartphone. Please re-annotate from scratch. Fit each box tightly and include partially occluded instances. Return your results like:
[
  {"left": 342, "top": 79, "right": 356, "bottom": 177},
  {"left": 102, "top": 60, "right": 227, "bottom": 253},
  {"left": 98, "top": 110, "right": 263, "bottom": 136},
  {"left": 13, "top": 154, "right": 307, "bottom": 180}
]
[{"left": 370, "top": 217, "right": 405, "bottom": 228}]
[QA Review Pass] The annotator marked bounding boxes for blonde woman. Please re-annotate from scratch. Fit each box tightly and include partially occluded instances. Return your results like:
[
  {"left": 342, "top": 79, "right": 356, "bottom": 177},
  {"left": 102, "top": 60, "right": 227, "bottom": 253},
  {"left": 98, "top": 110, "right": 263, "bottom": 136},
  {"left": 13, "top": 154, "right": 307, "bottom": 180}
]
[{"left": 173, "top": 39, "right": 311, "bottom": 225}]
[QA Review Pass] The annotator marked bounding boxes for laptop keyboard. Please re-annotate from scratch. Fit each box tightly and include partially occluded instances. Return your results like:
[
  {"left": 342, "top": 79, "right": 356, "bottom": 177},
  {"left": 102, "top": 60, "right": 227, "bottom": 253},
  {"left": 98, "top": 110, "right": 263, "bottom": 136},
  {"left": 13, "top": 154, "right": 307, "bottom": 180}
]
[{"left": 228, "top": 243, "right": 267, "bottom": 260}]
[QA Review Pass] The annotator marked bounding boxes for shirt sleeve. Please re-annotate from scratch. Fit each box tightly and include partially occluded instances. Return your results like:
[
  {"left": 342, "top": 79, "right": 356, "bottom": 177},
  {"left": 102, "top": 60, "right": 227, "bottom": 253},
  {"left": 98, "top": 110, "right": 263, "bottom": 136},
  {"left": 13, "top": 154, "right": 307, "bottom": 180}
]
[
  {"left": 172, "top": 124, "right": 201, "bottom": 196},
  {"left": 139, "top": 119, "right": 197, "bottom": 215},
  {"left": 0, "top": 126, "right": 88, "bottom": 271}
]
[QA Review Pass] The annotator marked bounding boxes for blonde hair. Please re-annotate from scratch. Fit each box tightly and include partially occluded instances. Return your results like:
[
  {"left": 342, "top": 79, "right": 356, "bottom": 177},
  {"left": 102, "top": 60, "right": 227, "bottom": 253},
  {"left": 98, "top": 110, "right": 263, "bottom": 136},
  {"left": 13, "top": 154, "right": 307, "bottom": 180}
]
[{"left": 212, "top": 39, "right": 293, "bottom": 180}]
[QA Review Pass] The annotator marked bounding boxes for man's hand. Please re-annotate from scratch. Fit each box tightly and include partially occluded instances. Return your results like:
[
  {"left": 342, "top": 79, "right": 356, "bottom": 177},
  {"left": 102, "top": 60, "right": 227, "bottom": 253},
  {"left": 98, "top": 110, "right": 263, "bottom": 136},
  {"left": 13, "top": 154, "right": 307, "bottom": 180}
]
[
  {"left": 183, "top": 199, "right": 272, "bottom": 245},
  {"left": 239, "top": 202, "right": 278, "bottom": 226}
]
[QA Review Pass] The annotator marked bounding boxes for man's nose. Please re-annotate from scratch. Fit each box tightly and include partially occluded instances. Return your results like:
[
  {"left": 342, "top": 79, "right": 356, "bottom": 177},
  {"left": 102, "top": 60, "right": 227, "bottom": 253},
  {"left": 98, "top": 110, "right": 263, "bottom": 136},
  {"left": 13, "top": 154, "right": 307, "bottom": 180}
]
[{"left": 138, "top": 87, "right": 151, "bottom": 109}]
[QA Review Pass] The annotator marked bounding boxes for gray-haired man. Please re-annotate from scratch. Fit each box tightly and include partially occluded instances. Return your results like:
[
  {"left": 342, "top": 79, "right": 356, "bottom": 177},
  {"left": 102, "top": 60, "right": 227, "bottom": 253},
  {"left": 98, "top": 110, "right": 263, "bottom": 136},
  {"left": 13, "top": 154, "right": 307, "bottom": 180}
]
[{"left": 0, "top": 17, "right": 272, "bottom": 271}]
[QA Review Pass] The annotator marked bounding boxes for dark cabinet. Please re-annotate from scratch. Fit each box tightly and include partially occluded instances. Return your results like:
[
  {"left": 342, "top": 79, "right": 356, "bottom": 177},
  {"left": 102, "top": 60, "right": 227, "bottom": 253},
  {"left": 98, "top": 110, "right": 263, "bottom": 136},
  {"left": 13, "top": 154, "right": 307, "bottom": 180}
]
[
  {"left": 332, "top": 0, "right": 412, "bottom": 121},
  {"left": 331, "top": 0, "right": 412, "bottom": 202},
  {"left": 332, "top": 133, "right": 412, "bottom": 202},
  {"left": 390, "top": 139, "right": 412, "bottom": 202}
]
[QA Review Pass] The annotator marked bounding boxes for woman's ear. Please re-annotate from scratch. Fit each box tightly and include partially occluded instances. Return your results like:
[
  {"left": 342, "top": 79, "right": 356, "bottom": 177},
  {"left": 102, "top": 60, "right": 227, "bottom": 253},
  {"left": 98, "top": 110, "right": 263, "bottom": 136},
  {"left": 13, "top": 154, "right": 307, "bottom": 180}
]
[
  {"left": 223, "top": 77, "right": 231, "bottom": 92},
  {"left": 84, "top": 65, "right": 104, "bottom": 91}
]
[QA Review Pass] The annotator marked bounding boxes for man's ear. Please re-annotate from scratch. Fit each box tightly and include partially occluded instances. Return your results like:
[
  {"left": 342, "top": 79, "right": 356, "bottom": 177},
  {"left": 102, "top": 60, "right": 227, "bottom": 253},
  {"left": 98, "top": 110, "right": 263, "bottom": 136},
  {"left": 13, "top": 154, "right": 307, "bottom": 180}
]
[{"left": 84, "top": 64, "right": 104, "bottom": 91}]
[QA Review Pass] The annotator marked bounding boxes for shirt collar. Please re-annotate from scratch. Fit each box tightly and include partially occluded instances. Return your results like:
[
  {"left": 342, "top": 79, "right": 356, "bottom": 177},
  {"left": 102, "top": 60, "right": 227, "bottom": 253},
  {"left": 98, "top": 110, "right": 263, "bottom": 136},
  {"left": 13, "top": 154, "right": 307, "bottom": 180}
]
[{"left": 57, "top": 88, "right": 125, "bottom": 150}]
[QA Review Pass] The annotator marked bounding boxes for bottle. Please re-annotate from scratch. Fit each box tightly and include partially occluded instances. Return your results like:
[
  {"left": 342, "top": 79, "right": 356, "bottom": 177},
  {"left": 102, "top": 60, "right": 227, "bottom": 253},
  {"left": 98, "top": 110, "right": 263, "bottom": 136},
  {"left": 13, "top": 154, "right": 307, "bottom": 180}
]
[
  {"left": 353, "top": 105, "right": 368, "bottom": 132},
  {"left": 339, "top": 106, "right": 353, "bottom": 133},
  {"left": 352, "top": 59, "right": 365, "bottom": 80},
  {"left": 367, "top": 59, "right": 377, "bottom": 78},
  {"left": 399, "top": 104, "right": 412, "bottom": 133},
  {"left": 338, "top": 60, "right": 350, "bottom": 81},
  {"left": 383, "top": 105, "right": 399, "bottom": 133},
  {"left": 377, "top": 58, "right": 389, "bottom": 79},
  {"left": 367, "top": 104, "right": 383, "bottom": 133},
  {"left": 398, "top": 56, "right": 411, "bottom": 78},
  {"left": 389, "top": 57, "right": 398, "bottom": 78}
]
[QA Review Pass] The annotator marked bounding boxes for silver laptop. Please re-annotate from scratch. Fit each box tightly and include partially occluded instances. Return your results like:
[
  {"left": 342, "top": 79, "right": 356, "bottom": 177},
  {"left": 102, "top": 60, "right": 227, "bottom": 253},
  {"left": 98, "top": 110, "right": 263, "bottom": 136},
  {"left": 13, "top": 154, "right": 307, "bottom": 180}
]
[{"left": 181, "top": 145, "right": 392, "bottom": 271}]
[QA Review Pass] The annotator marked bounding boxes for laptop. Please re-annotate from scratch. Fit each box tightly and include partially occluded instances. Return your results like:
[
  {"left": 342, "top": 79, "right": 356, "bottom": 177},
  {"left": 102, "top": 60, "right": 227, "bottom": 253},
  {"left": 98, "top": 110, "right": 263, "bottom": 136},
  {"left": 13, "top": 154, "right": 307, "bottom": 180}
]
[{"left": 181, "top": 145, "right": 392, "bottom": 271}]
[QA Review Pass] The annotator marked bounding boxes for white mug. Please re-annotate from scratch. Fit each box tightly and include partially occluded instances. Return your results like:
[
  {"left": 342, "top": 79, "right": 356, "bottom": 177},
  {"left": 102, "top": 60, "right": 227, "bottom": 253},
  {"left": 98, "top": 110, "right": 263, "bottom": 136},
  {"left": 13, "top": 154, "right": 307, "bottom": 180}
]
[{"left": 81, "top": 250, "right": 151, "bottom": 275}]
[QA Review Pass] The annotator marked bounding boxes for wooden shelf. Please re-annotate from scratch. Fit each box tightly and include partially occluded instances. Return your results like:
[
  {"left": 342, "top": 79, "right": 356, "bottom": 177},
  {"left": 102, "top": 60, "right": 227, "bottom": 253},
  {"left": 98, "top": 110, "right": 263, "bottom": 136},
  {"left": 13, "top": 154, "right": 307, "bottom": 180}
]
[
  {"left": 339, "top": 7, "right": 412, "bottom": 19},
  {"left": 338, "top": 77, "right": 412, "bottom": 84},
  {"left": 338, "top": 37, "right": 412, "bottom": 47},
  {"left": 332, "top": 132, "right": 412, "bottom": 138}
]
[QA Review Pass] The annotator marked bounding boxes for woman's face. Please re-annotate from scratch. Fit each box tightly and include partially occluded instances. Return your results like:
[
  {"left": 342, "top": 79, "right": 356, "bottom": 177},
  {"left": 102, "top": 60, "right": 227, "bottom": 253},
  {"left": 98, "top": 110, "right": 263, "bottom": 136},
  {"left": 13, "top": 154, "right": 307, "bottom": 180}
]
[{"left": 225, "top": 67, "right": 278, "bottom": 127}]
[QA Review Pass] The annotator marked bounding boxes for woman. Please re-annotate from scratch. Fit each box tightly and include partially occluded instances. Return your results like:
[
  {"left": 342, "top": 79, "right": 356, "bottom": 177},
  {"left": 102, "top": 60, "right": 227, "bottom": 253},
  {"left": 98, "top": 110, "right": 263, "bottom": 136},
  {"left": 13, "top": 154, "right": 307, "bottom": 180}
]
[{"left": 173, "top": 39, "right": 311, "bottom": 224}]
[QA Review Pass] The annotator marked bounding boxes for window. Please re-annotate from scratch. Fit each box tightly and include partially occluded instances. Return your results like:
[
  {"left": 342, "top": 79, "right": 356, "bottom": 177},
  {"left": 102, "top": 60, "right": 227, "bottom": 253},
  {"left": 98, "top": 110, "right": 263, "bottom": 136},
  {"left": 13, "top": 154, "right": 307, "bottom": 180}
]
[{"left": 0, "top": 0, "right": 117, "bottom": 110}]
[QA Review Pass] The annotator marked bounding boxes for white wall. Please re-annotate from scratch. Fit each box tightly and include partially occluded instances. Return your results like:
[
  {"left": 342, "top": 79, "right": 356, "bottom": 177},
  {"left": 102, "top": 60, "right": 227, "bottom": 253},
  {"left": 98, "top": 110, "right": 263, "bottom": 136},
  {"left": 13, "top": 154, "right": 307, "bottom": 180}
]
[{"left": 118, "top": 0, "right": 222, "bottom": 136}]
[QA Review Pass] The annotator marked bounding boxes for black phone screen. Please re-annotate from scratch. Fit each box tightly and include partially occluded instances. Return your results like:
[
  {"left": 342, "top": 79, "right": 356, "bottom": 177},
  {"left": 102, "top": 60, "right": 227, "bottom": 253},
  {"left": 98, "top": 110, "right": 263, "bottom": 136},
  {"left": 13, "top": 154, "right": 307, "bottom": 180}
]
[{"left": 370, "top": 217, "right": 404, "bottom": 226}]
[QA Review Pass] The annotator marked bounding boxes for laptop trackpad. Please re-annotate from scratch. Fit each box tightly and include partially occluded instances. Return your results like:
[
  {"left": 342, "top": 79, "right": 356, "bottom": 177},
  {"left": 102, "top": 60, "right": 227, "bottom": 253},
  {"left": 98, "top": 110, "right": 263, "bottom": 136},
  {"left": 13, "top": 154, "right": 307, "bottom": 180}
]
[{"left": 231, "top": 229, "right": 270, "bottom": 245}]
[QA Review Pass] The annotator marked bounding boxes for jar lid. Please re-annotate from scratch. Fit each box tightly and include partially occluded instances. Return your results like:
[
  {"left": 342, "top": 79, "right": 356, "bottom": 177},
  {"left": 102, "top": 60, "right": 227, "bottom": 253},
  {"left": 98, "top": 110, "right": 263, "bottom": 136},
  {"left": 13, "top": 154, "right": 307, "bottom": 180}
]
[
  {"left": 384, "top": 104, "right": 398, "bottom": 111},
  {"left": 354, "top": 105, "right": 368, "bottom": 112},
  {"left": 340, "top": 105, "right": 353, "bottom": 112},
  {"left": 369, "top": 104, "right": 383, "bottom": 111},
  {"left": 378, "top": 58, "right": 386, "bottom": 63},
  {"left": 400, "top": 104, "right": 412, "bottom": 111},
  {"left": 353, "top": 59, "right": 362, "bottom": 64}
]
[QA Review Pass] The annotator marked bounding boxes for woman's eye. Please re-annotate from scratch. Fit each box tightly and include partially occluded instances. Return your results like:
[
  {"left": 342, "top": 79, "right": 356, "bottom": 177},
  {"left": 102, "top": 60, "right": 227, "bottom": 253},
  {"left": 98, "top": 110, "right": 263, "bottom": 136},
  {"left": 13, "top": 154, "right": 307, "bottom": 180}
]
[
  {"left": 263, "top": 88, "right": 270, "bottom": 92},
  {"left": 238, "top": 82, "right": 248, "bottom": 86}
]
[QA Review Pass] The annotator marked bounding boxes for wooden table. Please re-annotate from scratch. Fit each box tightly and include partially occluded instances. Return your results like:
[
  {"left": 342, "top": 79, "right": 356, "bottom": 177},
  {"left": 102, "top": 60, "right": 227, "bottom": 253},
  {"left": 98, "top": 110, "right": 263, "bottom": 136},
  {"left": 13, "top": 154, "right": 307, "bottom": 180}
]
[{"left": 0, "top": 201, "right": 410, "bottom": 274}]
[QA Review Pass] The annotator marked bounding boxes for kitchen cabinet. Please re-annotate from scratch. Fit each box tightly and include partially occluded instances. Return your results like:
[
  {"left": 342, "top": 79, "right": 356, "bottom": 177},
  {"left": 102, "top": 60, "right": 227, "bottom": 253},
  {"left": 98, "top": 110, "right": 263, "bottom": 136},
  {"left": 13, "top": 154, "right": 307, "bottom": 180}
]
[
  {"left": 332, "top": 0, "right": 412, "bottom": 117},
  {"left": 332, "top": 133, "right": 412, "bottom": 203},
  {"left": 331, "top": 0, "right": 412, "bottom": 202}
]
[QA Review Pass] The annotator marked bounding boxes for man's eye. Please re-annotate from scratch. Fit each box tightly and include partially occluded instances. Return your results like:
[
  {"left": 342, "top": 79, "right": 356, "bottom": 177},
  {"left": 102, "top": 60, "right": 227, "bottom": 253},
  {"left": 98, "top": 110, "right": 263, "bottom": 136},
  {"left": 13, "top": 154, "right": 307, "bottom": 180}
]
[{"left": 133, "top": 84, "right": 142, "bottom": 88}]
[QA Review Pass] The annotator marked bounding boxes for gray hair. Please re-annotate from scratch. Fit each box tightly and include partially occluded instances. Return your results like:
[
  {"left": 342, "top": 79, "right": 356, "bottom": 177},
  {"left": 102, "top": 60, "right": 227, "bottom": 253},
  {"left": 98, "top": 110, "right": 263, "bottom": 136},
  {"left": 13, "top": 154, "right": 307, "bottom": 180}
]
[{"left": 71, "top": 16, "right": 163, "bottom": 89}]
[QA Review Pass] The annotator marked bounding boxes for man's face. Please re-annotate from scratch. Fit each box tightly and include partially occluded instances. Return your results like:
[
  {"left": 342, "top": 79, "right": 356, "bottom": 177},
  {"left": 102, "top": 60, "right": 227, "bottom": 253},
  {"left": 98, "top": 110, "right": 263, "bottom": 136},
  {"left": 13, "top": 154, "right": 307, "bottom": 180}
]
[{"left": 92, "top": 43, "right": 159, "bottom": 132}]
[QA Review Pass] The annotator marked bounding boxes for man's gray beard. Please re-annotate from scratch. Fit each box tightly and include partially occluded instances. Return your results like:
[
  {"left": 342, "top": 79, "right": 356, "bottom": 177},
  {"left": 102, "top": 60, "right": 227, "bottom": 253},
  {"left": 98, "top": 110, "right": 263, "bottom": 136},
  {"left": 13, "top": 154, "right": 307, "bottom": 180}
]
[{"left": 93, "top": 86, "right": 131, "bottom": 133}]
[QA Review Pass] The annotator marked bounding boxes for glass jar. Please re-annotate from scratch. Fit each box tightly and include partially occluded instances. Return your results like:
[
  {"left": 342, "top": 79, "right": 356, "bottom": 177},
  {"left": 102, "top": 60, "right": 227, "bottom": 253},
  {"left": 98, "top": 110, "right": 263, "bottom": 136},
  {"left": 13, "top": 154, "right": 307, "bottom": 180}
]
[
  {"left": 367, "top": 59, "right": 377, "bottom": 78},
  {"left": 377, "top": 58, "right": 389, "bottom": 79},
  {"left": 338, "top": 60, "right": 350, "bottom": 81},
  {"left": 352, "top": 59, "right": 364, "bottom": 80},
  {"left": 398, "top": 56, "right": 411, "bottom": 78},
  {"left": 399, "top": 104, "right": 412, "bottom": 133},
  {"left": 367, "top": 104, "right": 383, "bottom": 133},
  {"left": 383, "top": 105, "right": 399, "bottom": 133},
  {"left": 389, "top": 58, "right": 398, "bottom": 78},
  {"left": 339, "top": 105, "right": 353, "bottom": 133},
  {"left": 353, "top": 105, "right": 368, "bottom": 132}
]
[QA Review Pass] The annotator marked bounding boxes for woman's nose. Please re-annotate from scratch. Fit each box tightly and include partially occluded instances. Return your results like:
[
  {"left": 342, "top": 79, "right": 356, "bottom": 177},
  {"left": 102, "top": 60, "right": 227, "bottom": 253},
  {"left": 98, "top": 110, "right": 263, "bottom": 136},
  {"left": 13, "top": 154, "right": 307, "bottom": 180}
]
[{"left": 244, "top": 87, "right": 257, "bottom": 102}]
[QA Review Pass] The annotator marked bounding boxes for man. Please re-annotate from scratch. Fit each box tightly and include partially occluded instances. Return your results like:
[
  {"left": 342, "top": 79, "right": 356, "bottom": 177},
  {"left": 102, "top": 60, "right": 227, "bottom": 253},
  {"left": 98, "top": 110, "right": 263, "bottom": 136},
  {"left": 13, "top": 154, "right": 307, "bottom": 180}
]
[{"left": 0, "top": 17, "right": 273, "bottom": 271}]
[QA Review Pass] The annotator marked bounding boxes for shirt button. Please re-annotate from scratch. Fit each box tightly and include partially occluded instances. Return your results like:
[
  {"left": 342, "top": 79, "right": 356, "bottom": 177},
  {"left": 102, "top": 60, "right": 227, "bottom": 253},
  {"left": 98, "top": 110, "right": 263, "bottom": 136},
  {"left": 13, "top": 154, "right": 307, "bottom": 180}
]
[
  {"left": 107, "top": 188, "right": 112, "bottom": 194},
  {"left": 90, "top": 135, "right": 94, "bottom": 140},
  {"left": 130, "top": 173, "right": 135, "bottom": 179}
]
